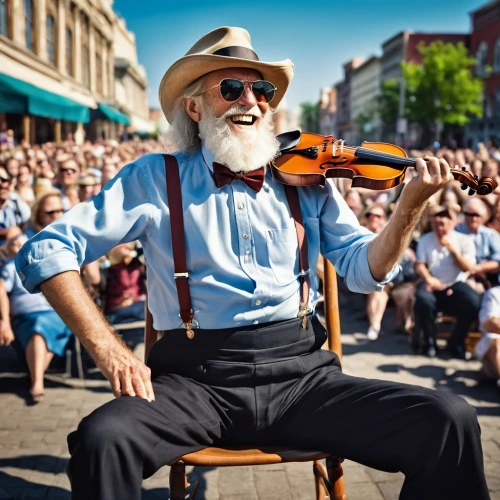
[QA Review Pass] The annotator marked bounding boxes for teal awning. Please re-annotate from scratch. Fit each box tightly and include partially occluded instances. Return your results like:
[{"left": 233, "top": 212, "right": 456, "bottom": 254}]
[
  {"left": 97, "top": 103, "right": 130, "bottom": 126},
  {"left": 0, "top": 73, "right": 90, "bottom": 123}
]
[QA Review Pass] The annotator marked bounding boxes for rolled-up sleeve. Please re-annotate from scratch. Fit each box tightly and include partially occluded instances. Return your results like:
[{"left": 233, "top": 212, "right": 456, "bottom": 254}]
[
  {"left": 318, "top": 180, "right": 399, "bottom": 293},
  {"left": 16, "top": 160, "right": 153, "bottom": 293}
]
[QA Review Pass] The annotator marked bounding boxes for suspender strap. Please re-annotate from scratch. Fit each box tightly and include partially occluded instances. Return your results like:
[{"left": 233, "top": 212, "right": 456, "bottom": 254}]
[
  {"left": 283, "top": 184, "right": 310, "bottom": 318},
  {"left": 163, "top": 154, "right": 195, "bottom": 336}
]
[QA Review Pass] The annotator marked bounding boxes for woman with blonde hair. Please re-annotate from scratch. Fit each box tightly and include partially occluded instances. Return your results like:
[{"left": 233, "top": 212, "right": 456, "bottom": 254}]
[{"left": 0, "top": 190, "right": 71, "bottom": 401}]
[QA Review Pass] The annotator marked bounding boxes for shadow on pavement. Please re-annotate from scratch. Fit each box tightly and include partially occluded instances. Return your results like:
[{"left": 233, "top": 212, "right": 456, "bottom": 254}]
[{"left": 0, "top": 453, "right": 216, "bottom": 500}]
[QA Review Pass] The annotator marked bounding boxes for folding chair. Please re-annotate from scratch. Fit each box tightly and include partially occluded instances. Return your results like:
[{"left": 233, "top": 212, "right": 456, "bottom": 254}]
[{"left": 144, "top": 258, "right": 346, "bottom": 500}]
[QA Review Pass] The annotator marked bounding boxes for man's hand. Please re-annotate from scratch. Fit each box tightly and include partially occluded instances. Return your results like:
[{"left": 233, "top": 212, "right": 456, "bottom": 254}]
[
  {"left": 403, "top": 157, "right": 454, "bottom": 206},
  {"left": 439, "top": 237, "right": 458, "bottom": 255},
  {"left": 94, "top": 340, "right": 155, "bottom": 402},
  {"left": 425, "top": 276, "right": 446, "bottom": 292},
  {"left": 0, "top": 320, "right": 14, "bottom": 346}
]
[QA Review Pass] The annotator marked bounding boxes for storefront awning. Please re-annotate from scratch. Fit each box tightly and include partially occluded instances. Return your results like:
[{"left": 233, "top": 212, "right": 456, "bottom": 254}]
[
  {"left": 130, "top": 115, "right": 156, "bottom": 134},
  {"left": 0, "top": 73, "right": 90, "bottom": 123},
  {"left": 96, "top": 103, "right": 131, "bottom": 126}
]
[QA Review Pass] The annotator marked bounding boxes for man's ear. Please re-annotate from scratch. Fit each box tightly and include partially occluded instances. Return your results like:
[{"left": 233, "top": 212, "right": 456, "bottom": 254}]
[{"left": 184, "top": 97, "right": 202, "bottom": 122}]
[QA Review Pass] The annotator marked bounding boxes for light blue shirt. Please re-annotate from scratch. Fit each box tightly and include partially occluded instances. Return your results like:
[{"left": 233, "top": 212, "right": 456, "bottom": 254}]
[
  {"left": 15, "top": 145, "right": 398, "bottom": 330},
  {"left": 456, "top": 222, "right": 500, "bottom": 264}
]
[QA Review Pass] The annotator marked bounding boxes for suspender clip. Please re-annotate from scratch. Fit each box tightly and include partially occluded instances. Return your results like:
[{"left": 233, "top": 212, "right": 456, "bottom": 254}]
[
  {"left": 299, "top": 269, "right": 311, "bottom": 277},
  {"left": 174, "top": 272, "right": 189, "bottom": 279}
]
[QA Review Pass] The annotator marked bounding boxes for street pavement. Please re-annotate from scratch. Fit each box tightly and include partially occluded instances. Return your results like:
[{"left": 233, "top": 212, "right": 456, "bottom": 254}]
[{"left": 0, "top": 289, "right": 499, "bottom": 499}]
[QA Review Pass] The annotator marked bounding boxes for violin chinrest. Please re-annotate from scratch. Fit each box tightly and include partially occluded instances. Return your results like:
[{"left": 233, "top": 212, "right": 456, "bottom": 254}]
[{"left": 276, "top": 130, "right": 301, "bottom": 153}]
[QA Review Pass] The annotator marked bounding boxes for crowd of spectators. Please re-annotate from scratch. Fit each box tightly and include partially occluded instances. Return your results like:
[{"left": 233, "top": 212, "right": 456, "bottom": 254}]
[
  {"left": 0, "top": 132, "right": 163, "bottom": 401},
  {"left": 337, "top": 139, "right": 500, "bottom": 385},
  {"left": 1, "top": 130, "right": 500, "bottom": 400}
]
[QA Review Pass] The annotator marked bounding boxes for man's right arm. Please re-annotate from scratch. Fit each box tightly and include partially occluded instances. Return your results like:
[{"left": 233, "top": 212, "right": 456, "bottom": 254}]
[
  {"left": 16, "top": 159, "right": 157, "bottom": 400},
  {"left": 40, "top": 271, "right": 154, "bottom": 401}
]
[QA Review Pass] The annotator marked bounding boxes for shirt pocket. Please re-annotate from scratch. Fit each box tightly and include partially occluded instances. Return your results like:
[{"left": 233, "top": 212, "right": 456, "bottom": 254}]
[{"left": 266, "top": 228, "right": 299, "bottom": 285}]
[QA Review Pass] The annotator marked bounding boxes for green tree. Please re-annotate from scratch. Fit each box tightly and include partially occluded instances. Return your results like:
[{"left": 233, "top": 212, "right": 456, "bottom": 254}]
[
  {"left": 299, "top": 102, "right": 319, "bottom": 133},
  {"left": 403, "top": 41, "right": 483, "bottom": 140}
]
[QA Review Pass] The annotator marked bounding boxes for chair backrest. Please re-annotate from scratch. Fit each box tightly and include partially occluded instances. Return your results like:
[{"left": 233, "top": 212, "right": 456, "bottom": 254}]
[{"left": 144, "top": 257, "right": 341, "bottom": 361}]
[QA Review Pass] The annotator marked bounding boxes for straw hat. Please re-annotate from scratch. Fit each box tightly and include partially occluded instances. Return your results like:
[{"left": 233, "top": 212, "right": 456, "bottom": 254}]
[{"left": 159, "top": 26, "right": 294, "bottom": 122}]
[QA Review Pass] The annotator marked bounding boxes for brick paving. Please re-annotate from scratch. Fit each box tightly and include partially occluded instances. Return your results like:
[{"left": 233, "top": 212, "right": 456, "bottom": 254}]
[{"left": 0, "top": 290, "right": 499, "bottom": 499}]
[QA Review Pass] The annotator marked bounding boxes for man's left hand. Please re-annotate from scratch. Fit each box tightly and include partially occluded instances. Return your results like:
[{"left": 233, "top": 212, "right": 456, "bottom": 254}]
[{"left": 403, "top": 157, "right": 453, "bottom": 206}]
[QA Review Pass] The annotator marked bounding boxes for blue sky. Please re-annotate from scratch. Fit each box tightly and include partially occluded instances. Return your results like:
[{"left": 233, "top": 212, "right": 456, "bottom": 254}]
[{"left": 113, "top": 0, "right": 486, "bottom": 114}]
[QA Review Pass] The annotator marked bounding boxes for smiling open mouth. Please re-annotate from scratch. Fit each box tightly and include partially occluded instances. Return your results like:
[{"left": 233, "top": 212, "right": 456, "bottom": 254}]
[{"left": 229, "top": 114, "right": 257, "bottom": 125}]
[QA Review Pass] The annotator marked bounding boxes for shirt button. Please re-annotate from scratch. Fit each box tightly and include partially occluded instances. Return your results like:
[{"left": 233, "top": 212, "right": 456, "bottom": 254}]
[
  {"left": 242, "top": 233, "right": 249, "bottom": 239},
  {"left": 237, "top": 203, "right": 244, "bottom": 210},
  {"left": 255, "top": 300, "right": 262, "bottom": 306},
  {"left": 253, "top": 320, "right": 259, "bottom": 325}
]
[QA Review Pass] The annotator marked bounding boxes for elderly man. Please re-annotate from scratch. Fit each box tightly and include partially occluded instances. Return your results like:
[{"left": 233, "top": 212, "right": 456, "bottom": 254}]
[
  {"left": 16, "top": 27, "right": 488, "bottom": 500},
  {"left": 456, "top": 197, "right": 500, "bottom": 291},
  {"left": 414, "top": 205, "right": 481, "bottom": 358}
]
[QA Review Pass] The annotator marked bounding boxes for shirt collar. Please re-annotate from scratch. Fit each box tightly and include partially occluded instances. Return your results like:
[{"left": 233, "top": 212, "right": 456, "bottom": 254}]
[{"left": 201, "top": 142, "right": 214, "bottom": 174}]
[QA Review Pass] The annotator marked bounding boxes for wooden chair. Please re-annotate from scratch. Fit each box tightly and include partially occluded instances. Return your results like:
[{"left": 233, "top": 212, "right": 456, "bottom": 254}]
[{"left": 144, "top": 258, "right": 346, "bottom": 500}]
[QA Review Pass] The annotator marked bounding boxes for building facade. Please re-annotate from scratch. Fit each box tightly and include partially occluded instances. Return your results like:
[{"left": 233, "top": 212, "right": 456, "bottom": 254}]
[
  {"left": 465, "top": 0, "right": 500, "bottom": 148},
  {"left": 334, "top": 58, "right": 364, "bottom": 144},
  {"left": 318, "top": 87, "right": 336, "bottom": 137},
  {"left": 351, "top": 56, "right": 381, "bottom": 143},
  {"left": 114, "top": 16, "right": 153, "bottom": 137},
  {"left": 0, "top": 0, "right": 148, "bottom": 144}
]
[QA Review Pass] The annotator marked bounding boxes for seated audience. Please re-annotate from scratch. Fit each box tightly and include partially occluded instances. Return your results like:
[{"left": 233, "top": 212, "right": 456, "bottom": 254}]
[
  {"left": 0, "top": 194, "right": 71, "bottom": 400},
  {"left": 456, "top": 198, "right": 500, "bottom": 291},
  {"left": 0, "top": 164, "right": 31, "bottom": 246},
  {"left": 414, "top": 205, "right": 481, "bottom": 358},
  {"left": 103, "top": 243, "right": 146, "bottom": 325},
  {"left": 476, "top": 286, "right": 500, "bottom": 386}
]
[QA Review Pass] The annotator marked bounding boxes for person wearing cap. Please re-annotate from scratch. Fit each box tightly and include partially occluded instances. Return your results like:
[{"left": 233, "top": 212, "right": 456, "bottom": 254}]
[
  {"left": 15, "top": 27, "right": 487, "bottom": 500},
  {"left": 414, "top": 205, "right": 481, "bottom": 359}
]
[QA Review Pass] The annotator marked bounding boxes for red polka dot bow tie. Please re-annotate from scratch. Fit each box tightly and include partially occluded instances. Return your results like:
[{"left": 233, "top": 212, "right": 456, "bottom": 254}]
[{"left": 212, "top": 162, "right": 265, "bottom": 193}]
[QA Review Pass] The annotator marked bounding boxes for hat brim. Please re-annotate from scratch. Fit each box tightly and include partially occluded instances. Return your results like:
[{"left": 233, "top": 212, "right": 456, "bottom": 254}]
[{"left": 159, "top": 54, "right": 294, "bottom": 123}]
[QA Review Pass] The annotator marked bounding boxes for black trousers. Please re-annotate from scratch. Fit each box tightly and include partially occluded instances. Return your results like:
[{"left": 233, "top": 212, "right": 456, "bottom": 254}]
[
  {"left": 414, "top": 281, "right": 482, "bottom": 348},
  {"left": 67, "top": 316, "right": 489, "bottom": 500}
]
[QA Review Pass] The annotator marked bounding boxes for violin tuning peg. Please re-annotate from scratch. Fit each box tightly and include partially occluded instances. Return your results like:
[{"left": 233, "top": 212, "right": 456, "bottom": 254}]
[
  {"left": 460, "top": 183, "right": 468, "bottom": 191},
  {"left": 462, "top": 166, "right": 466, "bottom": 171},
  {"left": 468, "top": 188, "right": 476, "bottom": 196}
]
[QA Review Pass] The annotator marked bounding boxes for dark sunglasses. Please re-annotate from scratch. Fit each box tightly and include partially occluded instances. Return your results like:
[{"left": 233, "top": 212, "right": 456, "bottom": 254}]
[
  {"left": 44, "top": 209, "right": 64, "bottom": 216},
  {"left": 195, "top": 78, "right": 277, "bottom": 104},
  {"left": 0, "top": 175, "right": 12, "bottom": 184},
  {"left": 60, "top": 168, "right": 76, "bottom": 174},
  {"left": 366, "top": 212, "right": 384, "bottom": 219},
  {"left": 463, "top": 212, "right": 481, "bottom": 218}
]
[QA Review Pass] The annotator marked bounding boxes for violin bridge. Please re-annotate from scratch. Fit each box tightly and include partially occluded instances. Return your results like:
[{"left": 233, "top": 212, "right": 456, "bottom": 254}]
[{"left": 331, "top": 139, "right": 345, "bottom": 157}]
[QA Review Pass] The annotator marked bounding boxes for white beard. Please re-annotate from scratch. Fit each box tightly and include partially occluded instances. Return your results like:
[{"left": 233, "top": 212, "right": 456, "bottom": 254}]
[{"left": 198, "top": 103, "right": 280, "bottom": 173}]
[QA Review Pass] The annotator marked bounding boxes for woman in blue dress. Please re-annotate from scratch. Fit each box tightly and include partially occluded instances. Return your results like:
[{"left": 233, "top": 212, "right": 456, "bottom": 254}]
[{"left": 0, "top": 190, "right": 71, "bottom": 401}]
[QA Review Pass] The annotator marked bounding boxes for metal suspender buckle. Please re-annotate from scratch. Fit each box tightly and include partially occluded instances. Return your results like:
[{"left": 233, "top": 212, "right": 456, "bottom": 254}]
[
  {"left": 174, "top": 272, "right": 189, "bottom": 279},
  {"left": 299, "top": 269, "right": 311, "bottom": 277}
]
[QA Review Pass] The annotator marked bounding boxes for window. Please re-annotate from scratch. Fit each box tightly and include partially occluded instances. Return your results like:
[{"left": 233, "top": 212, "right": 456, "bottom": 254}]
[
  {"left": 81, "top": 13, "right": 90, "bottom": 88},
  {"left": 46, "top": 14, "right": 56, "bottom": 65},
  {"left": 24, "top": 0, "right": 34, "bottom": 52},
  {"left": 494, "top": 38, "right": 500, "bottom": 73},
  {"left": 0, "top": 0, "right": 8, "bottom": 37},
  {"left": 65, "top": 27, "right": 73, "bottom": 76},
  {"left": 476, "top": 41, "right": 488, "bottom": 77},
  {"left": 95, "top": 32, "right": 103, "bottom": 94}
]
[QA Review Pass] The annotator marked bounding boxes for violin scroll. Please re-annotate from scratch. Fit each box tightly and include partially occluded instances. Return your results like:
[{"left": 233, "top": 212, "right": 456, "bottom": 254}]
[{"left": 451, "top": 166, "right": 497, "bottom": 196}]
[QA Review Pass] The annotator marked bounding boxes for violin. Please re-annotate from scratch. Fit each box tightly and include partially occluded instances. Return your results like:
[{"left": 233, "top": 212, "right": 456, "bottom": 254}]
[{"left": 272, "top": 131, "right": 497, "bottom": 196}]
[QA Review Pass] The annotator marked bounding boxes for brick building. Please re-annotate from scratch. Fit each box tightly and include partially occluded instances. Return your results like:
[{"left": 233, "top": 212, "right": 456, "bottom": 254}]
[{"left": 465, "top": 0, "right": 500, "bottom": 147}]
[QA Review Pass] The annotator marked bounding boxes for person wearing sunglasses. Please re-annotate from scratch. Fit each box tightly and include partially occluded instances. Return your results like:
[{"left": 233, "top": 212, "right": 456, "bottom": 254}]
[
  {"left": 0, "top": 165, "right": 31, "bottom": 246},
  {"left": 16, "top": 27, "right": 488, "bottom": 500},
  {"left": 54, "top": 157, "right": 80, "bottom": 211},
  {"left": 456, "top": 197, "right": 500, "bottom": 293}
]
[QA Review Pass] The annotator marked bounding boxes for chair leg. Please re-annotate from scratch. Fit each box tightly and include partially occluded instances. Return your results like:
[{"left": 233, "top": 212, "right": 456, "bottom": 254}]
[
  {"left": 313, "top": 460, "right": 329, "bottom": 500},
  {"left": 326, "top": 456, "right": 346, "bottom": 500},
  {"left": 169, "top": 462, "right": 187, "bottom": 500}
]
